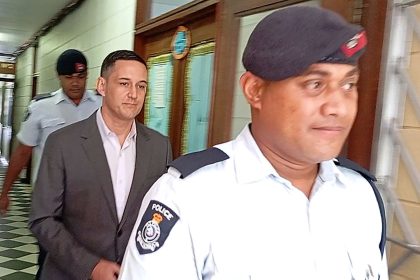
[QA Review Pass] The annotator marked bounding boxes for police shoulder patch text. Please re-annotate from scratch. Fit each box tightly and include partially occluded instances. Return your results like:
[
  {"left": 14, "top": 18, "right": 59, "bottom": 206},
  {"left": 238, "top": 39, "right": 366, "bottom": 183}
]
[
  {"left": 22, "top": 108, "right": 31, "bottom": 122},
  {"left": 136, "top": 200, "right": 179, "bottom": 255}
]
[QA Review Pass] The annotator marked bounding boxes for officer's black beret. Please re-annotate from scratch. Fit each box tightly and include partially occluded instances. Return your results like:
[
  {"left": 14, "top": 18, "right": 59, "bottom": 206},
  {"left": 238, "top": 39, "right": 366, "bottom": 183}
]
[
  {"left": 56, "top": 49, "right": 87, "bottom": 75},
  {"left": 242, "top": 6, "right": 367, "bottom": 81}
]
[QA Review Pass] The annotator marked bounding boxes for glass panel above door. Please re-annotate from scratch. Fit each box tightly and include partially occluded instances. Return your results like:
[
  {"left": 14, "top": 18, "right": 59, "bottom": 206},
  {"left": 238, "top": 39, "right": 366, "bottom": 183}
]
[{"left": 151, "top": 0, "right": 194, "bottom": 19}]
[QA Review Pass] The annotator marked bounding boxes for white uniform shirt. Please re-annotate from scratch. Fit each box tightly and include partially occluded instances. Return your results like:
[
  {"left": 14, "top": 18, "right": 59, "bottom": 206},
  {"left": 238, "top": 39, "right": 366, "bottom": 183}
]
[
  {"left": 119, "top": 125, "right": 388, "bottom": 280},
  {"left": 17, "top": 89, "right": 102, "bottom": 184},
  {"left": 96, "top": 109, "right": 136, "bottom": 221}
]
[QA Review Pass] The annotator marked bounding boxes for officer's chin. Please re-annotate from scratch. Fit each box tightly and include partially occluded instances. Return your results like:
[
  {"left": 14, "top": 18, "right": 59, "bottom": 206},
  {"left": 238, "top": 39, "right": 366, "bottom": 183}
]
[
  {"left": 69, "top": 89, "right": 83, "bottom": 95},
  {"left": 313, "top": 149, "right": 342, "bottom": 163}
]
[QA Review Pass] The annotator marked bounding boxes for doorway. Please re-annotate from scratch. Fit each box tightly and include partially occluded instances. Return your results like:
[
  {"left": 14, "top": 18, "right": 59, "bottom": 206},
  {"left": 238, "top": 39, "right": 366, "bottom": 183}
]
[{"left": 135, "top": 2, "right": 217, "bottom": 157}]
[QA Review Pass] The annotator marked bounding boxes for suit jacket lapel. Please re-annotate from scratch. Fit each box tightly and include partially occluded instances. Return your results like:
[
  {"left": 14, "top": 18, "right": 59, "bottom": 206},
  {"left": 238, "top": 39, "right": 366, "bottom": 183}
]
[
  {"left": 80, "top": 113, "right": 118, "bottom": 225},
  {"left": 119, "top": 123, "right": 152, "bottom": 228}
]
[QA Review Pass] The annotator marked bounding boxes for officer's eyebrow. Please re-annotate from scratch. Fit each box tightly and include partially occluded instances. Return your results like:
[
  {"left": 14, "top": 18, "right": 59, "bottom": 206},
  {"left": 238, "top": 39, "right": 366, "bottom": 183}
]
[
  {"left": 300, "top": 65, "right": 359, "bottom": 77},
  {"left": 118, "top": 77, "right": 147, "bottom": 84},
  {"left": 345, "top": 67, "right": 360, "bottom": 77}
]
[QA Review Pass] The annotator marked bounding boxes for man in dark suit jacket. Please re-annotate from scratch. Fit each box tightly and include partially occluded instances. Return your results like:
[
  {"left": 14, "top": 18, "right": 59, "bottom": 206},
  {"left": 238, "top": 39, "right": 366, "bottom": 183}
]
[{"left": 29, "top": 50, "right": 172, "bottom": 280}]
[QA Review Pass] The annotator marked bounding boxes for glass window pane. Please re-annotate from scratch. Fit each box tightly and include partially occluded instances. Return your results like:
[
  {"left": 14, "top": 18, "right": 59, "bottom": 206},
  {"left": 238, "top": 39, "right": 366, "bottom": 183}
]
[
  {"left": 144, "top": 54, "right": 174, "bottom": 136},
  {"left": 182, "top": 42, "right": 215, "bottom": 154},
  {"left": 151, "top": 0, "right": 194, "bottom": 19}
]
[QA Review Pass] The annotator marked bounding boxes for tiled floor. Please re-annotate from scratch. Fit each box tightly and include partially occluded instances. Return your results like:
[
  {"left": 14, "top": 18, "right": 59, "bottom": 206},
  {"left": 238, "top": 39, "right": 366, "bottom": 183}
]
[{"left": 0, "top": 169, "right": 38, "bottom": 280}]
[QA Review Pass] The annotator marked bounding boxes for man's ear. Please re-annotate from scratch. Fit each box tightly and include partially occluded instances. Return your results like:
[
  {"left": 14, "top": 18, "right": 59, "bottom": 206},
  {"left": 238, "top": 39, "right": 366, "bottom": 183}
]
[
  {"left": 240, "top": 72, "right": 264, "bottom": 110},
  {"left": 96, "top": 77, "right": 106, "bottom": 97}
]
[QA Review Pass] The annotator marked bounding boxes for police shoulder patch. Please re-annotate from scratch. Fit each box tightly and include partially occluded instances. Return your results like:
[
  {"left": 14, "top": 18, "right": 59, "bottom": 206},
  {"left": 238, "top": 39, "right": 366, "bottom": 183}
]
[
  {"left": 22, "top": 108, "right": 31, "bottom": 122},
  {"left": 168, "top": 147, "right": 229, "bottom": 179},
  {"left": 32, "top": 92, "right": 53, "bottom": 102},
  {"left": 135, "top": 200, "right": 179, "bottom": 255}
]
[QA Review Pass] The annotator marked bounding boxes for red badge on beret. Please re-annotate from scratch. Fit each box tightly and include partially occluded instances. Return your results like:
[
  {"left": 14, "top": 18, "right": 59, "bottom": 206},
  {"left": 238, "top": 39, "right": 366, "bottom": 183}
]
[
  {"left": 74, "top": 63, "right": 86, "bottom": 72},
  {"left": 341, "top": 31, "right": 367, "bottom": 58}
]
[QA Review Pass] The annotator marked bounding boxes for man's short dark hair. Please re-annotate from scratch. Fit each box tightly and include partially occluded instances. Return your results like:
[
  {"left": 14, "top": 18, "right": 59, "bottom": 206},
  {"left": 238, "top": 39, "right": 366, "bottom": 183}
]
[{"left": 100, "top": 50, "right": 147, "bottom": 77}]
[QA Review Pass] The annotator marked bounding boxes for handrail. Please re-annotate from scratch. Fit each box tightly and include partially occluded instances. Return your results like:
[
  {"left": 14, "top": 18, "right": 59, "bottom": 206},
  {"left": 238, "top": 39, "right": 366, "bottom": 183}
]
[
  {"left": 390, "top": 125, "right": 420, "bottom": 198},
  {"left": 388, "top": 237, "right": 420, "bottom": 253},
  {"left": 396, "top": 0, "right": 420, "bottom": 7},
  {"left": 396, "top": 65, "right": 420, "bottom": 122},
  {"left": 408, "top": 7, "right": 420, "bottom": 38}
]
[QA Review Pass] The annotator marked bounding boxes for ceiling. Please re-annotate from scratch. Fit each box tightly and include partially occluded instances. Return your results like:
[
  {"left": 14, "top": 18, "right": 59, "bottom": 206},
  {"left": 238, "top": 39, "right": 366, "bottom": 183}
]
[
  {"left": 0, "top": 0, "right": 71, "bottom": 61},
  {"left": 0, "top": 0, "right": 193, "bottom": 62}
]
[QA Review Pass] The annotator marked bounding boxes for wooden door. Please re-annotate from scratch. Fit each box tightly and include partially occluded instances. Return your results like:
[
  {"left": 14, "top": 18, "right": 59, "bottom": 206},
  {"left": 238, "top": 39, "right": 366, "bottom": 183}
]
[{"left": 135, "top": 2, "right": 217, "bottom": 158}]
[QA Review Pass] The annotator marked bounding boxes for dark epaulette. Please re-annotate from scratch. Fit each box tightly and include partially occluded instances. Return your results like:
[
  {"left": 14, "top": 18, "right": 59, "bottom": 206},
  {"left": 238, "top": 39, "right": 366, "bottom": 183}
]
[
  {"left": 334, "top": 157, "right": 386, "bottom": 257},
  {"left": 32, "top": 92, "right": 53, "bottom": 102},
  {"left": 335, "top": 156, "right": 376, "bottom": 181},
  {"left": 168, "top": 147, "right": 229, "bottom": 179}
]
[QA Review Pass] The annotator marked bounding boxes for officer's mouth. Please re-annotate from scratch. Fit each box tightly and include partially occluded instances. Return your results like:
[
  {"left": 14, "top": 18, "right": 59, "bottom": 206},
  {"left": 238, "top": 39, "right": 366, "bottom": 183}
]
[
  {"left": 311, "top": 126, "right": 346, "bottom": 137},
  {"left": 122, "top": 102, "right": 138, "bottom": 106}
]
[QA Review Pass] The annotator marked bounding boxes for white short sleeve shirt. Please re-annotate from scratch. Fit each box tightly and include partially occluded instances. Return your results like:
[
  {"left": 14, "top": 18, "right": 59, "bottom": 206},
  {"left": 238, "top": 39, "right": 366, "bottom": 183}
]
[
  {"left": 119, "top": 125, "right": 388, "bottom": 280},
  {"left": 17, "top": 89, "right": 102, "bottom": 183}
]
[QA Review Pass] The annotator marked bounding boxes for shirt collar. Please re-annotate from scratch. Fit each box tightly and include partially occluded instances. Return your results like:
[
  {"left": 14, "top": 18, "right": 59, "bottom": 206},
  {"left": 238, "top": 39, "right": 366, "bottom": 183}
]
[
  {"left": 232, "top": 124, "right": 347, "bottom": 187},
  {"left": 127, "top": 120, "right": 137, "bottom": 141},
  {"left": 96, "top": 109, "right": 137, "bottom": 141},
  {"left": 329, "top": 158, "right": 353, "bottom": 186},
  {"left": 232, "top": 124, "right": 282, "bottom": 185},
  {"left": 54, "top": 89, "right": 99, "bottom": 104},
  {"left": 311, "top": 159, "right": 351, "bottom": 191}
]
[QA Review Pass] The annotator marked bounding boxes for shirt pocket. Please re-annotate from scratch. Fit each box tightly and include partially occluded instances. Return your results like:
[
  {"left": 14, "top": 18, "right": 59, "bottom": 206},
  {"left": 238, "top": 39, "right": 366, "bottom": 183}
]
[{"left": 40, "top": 117, "right": 66, "bottom": 129}]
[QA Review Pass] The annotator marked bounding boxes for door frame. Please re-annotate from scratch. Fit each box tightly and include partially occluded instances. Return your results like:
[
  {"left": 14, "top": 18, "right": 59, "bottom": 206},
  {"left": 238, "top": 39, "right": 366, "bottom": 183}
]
[{"left": 134, "top": 0, "right": 218, "bottom": 157}]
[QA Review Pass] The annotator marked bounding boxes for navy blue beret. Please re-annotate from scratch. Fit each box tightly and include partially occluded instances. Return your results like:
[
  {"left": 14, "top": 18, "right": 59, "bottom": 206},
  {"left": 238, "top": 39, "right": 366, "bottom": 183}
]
[
  {"left": 56, "top": 49, "right": 87, "bottom": 75},
  {"left": 242, "top": 6, "right": 367, "bottom": 81}
]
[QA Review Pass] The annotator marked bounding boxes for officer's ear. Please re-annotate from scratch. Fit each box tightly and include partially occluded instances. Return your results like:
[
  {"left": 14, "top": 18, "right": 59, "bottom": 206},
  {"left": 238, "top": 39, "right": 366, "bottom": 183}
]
[
  {"left": 240, "top": 71, "right": 265, "bottom": 110},
  {"left": 96, "top": 77, "right": 106, "bottom": 97}
]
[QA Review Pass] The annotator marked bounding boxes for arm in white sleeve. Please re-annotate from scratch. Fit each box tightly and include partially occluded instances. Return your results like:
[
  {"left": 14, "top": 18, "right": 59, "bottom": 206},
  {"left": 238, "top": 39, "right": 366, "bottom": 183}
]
[{"left": 119, "top": 171, "right": 205, "bottom": 280}]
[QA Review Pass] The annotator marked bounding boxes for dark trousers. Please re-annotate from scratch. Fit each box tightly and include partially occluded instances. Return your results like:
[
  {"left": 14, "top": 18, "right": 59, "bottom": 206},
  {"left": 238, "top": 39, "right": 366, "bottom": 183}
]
[{"left": 35, "top": 245, "right": 47, "bottom": 280}]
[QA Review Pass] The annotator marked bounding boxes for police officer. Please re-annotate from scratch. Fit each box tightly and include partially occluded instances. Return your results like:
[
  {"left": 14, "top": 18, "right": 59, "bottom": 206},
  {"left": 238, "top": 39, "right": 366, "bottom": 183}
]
[
  {"left": 119, "top": 6, "right": 388, "bottom": 280},
  {"left": 0, "top": 49, "right": 101, "bottom": 278},
  {"left": 0, "top": 49, "right": 101, "bottom": 211}
]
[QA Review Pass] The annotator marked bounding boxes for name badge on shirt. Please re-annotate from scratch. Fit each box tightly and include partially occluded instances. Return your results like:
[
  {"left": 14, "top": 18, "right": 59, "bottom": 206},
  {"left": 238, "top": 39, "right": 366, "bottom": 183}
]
[{"left": 136, "top": 200, "right": 179, "bottom": 254}]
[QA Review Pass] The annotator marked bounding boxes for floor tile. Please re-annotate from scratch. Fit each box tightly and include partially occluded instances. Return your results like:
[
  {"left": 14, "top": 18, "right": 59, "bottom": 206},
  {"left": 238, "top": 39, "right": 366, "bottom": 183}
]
[
  {"left": 0, "top": 225, "right": 17, "bottom": 232},
  {"left": 8, "top": 228, "right": 31, "bottom": 235},
  {"left": 3, "top": 216, "right": 27, "bottom": 222},
  {"left": 10, "top": 204, "right": 30, "bottom": 209},
  {"left": 8, "top": 205, "right": 25, "bottom": 209},
  {"left": 0, "top": 259, "right": 35, "bottom": 270},
  {"left": 6, "top": 211, "right": 27, "bottom": 216},
  {"left": 0, "top": 267, "right": 15, "bottom": 277},
  {"left": 1, "top": 271, "right": 35, "bottom": 280},
  {"left": 0, "top": 255, "right": 12, "bottom": 263},
  {"left": 6, "top": 222, "right": 27, "bottom": 228},
  {"left": 17, "top": 254, "right": 37, "bottom": 264},
  {"left": 0, "top": 240, "right": 25, "bottom": 248},
  {"left": 12, "top": 236, "right": 37, "bottom": 244},
  {"left": 21, "top": 265, "right": 39, "bottom": 275},
  {"left": 0, "top": 232, "right": 20, "bottom": 239},
  {"left": 0, "top": 219, "right": 14, "bottom": 225},
  {"left": 0, "top": 249, "right": 31, "bottom": 258},
  {"left": 14, "top": 244, "right": 38, "bottom": 254}
]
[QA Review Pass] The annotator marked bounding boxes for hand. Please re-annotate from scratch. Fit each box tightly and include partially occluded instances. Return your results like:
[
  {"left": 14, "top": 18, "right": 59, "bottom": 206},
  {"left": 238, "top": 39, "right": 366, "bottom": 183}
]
[
  {"left": 0, "top": 193, "right": 10, "bottom": 215},
  {"left": 91, "top": 259, "right": 120, "bottom": 280}
]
